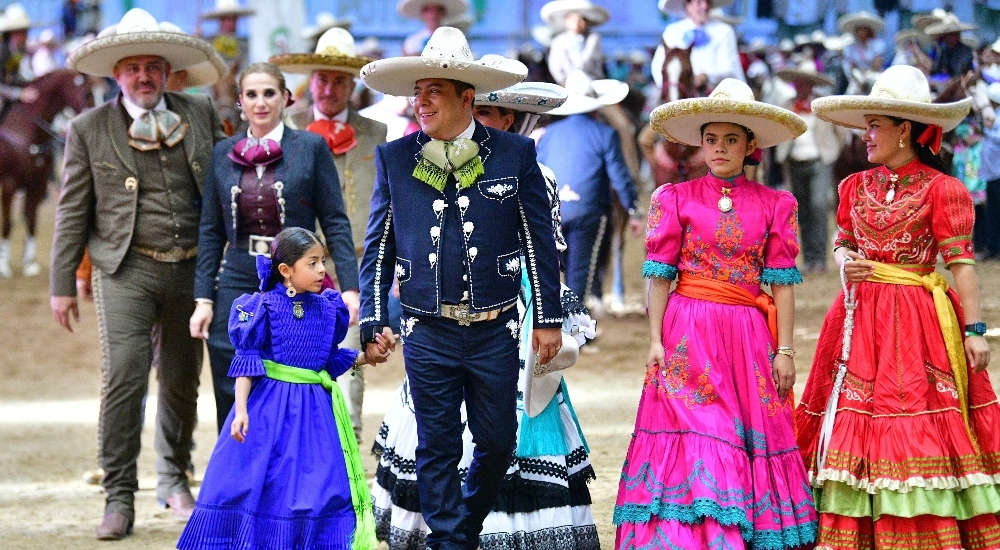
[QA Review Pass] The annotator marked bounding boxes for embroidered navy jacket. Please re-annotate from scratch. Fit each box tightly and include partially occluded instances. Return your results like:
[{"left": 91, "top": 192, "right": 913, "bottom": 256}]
[{"left": 359, "top": 121, "right": 562, "bottom": 343}]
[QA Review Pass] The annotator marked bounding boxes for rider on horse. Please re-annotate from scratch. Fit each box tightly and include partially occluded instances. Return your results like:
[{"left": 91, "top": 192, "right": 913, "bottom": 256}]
[{"left": 0, "top": 4, "right": 39, "bottom": 108}]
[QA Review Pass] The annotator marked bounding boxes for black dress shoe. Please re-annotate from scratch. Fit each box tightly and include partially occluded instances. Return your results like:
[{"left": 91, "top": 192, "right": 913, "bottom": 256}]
[{"left": 96, "top": 511, "right": 132, "bottom": 540}]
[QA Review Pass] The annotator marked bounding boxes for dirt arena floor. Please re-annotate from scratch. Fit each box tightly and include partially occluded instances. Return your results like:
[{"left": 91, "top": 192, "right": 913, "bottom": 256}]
[{"left": 1, "top": 195, "right": 999, "bottom": 549}]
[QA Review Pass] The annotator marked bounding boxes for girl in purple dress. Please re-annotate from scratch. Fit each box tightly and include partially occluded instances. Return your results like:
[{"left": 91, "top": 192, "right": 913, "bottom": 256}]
[
  {"left": 613, "top": 79, "right": 818, "bottom": 550},
  {"left": 178, "top": 227, "right": 392, "bottom": 550}
]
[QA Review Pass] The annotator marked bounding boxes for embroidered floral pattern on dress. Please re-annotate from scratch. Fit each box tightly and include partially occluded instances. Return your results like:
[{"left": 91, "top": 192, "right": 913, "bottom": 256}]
[
  {"left": 715, "top": 212, "right": 744, "bottom": 258},
  {"left": 786, "top": 205, "right": 799, "bottom": 248},
  {"left": 645, "top": 337, "right": 718, "bottom": 410},
  {"left": 681, "top": 221, "right": 764, "bottom": 286},
  {"left": 755, "top": 361, "right": 785, "bottom": 417},
  {"left": 646, "top": 195, "right": 664, "bottom": 240}
]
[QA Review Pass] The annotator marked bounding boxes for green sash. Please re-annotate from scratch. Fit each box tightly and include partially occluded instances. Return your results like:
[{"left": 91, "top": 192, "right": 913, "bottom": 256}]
[{"left": 263, "top": 359, "right": 376, "bottom": 550}]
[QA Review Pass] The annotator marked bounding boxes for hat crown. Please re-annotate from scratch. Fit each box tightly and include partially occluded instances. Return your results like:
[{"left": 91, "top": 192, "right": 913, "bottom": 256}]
[
  {"left": 116, "top": 8, "right": 160, "bottom": 35},
  {"left": 2, "top": 3, "right": 30, "bottom": 27},
  {"left": 316, "top": 12, "right": 338, "bottom": 26},
  {"left": 708, "top": 78, "right": 756, "bottom": 102},
  {"left": 564, "top": 70, "right": 595, "bottom": 97},
  {"left": 215, "top": 0, "right": 242, "bottom": 10},
  {"left": 869, "top": 65, "right": 931, "bottom": 104},
  {"left": 420, "top": 26, "right": 474, "bottom": 62},
  {"left": 315, "top": 27, "right": 356, "bottom": 57}
]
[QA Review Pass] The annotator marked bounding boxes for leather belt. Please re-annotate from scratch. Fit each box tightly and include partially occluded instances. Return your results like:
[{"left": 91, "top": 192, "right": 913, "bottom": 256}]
[
  {"left": 131, "top": 245, "right": 198, "bottom": 263},
  {"left": 439, "top": 302, "right": 515, "bottom": 326}
]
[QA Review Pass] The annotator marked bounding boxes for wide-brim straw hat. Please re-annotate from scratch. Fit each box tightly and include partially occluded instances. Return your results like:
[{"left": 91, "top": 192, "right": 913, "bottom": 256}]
[
  {"left": 158, "top": 21, "right": 227, "bottom": 87},
  {"left": 271, "top": 28, "right": 373, "bottom": 76},
  {"left": 522, "top": 332, "right": 580, "bottom": 418},
  {"left": 895, "top": 28, "right": 931, "bottom": 48},
  {"left": 794, "top": 30, "right": 827, "bottom": 49},
  {"left": 911, "top": 8, "right": 947, "bottom": 31},
  {"left": 651, "top": 78, "right": 806, "bottom": 148},
  {"left": 546, "top": 70, "right": 627, "bottom": 115},
  {"left": 710, "top": 7, "right": 743, "bottom": 26},
  {"left": 441, "top": 13, "right": 474, "bottom": 33},
  {"left": 200, "top": 0, "right": 256, "bottom": 20},
  {"left": 301, "top": 12, "right": 353, "bottom": 41},
  {"left": 0, "top": 4, "right": 40, "bottom": 33},
  {"left": 823, "top": 32, "right": 854, "bottom": 52},
  {"left": 360, "top": 26, "right": 526, "bottom": 96},
  {"left": 775, "top": 61, "right": 835, "bottom": 88},
  {"left": 540, "top": 0, "right": 610, "bottom": 29},
  {"left": 658, "top": 0, "right": 732, "bottom": 15},
  {"left": 69, "top": 9, "right": 223, "bottom": 78},
  {"left": 838, "top": 10, "right": 885, "bottom": 35},
  {"left": 397, "top": 0, "right": 468, "bottom": 20},
  {"left": 924, "top": 13, "right": 977, "bottom": 36},
  {"left": 811, "top": 65, "right": 971, "bottom": 132},
  {"left": 474, "top": 72, "right": 567, "bottom": 114}
]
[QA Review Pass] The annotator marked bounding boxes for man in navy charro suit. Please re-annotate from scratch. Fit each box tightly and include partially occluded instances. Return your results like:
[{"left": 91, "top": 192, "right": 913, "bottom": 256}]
[{"left": 358, "top": 27, "right": 564, "bottom": 550}]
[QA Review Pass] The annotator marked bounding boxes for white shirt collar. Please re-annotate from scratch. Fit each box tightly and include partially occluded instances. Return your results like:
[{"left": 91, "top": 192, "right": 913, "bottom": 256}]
[
  {"left": 429, "top": 118, "right": 476, "bottom": 142},
  {"left": 121, "top": 94, "right": 166, "bottom": 120},
  {"left": 313, "top": 106, "right": 350, "bottom": 123},
  {"left": 248, "top": 121, "right": 284, "bottom": 143}
]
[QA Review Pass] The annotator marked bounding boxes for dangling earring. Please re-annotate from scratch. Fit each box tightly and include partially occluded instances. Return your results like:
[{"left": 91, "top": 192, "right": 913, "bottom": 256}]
[
  {"left": 285, "top": 282, "right": 296, "bottom": 298},
  {"left": 898, "top": 138, "right": 905, "bottom": 149},
  {"left": 240, "top": 111, "right": 248, "bottom": 121}
]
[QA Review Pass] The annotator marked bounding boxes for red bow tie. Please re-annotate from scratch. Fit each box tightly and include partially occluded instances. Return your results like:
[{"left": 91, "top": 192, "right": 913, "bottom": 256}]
[{"left": 307, "top": 119, "right": 358, "bottom": 155}]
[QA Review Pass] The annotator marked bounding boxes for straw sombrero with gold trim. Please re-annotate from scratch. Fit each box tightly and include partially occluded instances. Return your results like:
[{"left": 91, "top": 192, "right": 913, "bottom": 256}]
[
  {"left": 360, "top": 27, "right": 526, "bottom": 96},
  {"left": 69, "top": 9, "right": 224, "bottom": 78},
  {"left": 270, "top": 28, "right": 372, "bottom": 76},
  {"left": 651, "top": 78, "right": 806, "bottom": 148},
  {"left": 924, "top": 13, "right": 977, "bottom": 36},
  {"left": 811, "top": 65, "right": 971, "bottom": 132}
]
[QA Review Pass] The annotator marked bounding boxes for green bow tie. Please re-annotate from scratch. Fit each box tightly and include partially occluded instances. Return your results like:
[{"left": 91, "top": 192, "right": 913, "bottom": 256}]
[
  {"left": 413, "top": 137, "right": 484, "bottom": 191},
  {"left": 128, "top": 109, "right": 188, "bottom": 151}
]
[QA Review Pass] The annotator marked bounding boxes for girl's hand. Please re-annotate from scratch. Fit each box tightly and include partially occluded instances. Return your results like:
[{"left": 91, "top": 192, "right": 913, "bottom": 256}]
[
  {"left": 966, "top": 335, "right": 991, "bottom": 372},
  {"left": 647, "top": 342, "right": 665, "bottom": 371},
  {"left": 772, "top": 354, "right": 795, "bottom": 400},
  {"left": 839, "top": 250, "right": 874, "bottom": 283},
  {"left": 364, "top": 327, "right": 397, "bottom": 365},
  {"left": 230, "top": 411, "right": 249, "bottom": 443}
]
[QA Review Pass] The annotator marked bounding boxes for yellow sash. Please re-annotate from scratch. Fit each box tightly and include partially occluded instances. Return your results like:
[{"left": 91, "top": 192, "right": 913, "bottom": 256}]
[{"left": 867, "top": 262, "right": 977, "bottom": 449}]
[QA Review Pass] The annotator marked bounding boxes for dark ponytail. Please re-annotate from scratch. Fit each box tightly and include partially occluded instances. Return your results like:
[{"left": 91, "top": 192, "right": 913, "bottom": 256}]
[
  {"left": 889, "top": 117, "right": 947, "bottom": 173},
  {"left": 259, "top": 227, "right": 324, "bottom": 291}
]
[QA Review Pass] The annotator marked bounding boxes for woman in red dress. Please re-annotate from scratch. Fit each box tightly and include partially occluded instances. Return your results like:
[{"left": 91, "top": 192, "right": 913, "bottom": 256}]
[{"left": 796, "top": 64, "right": 998, "bottom": 549}]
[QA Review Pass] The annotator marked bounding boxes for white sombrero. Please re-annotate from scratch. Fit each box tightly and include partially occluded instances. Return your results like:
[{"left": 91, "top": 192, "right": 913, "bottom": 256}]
[
  {"left": 823, "top": 32, "right": 854, "bottom": 52},
  {"left": 710, "top": 7, "right": 743, "bottom": 26},
  {"left": 540, "top": 0, "right": 610, "bottom": 29},
  {"left": 911, "top": 8, "right": 947, "bottom": 31},
  {"left": 651, "top": 78, "right": 807, "bottom": 148},
  {"left": 811, "top": 65, "right": 971, "bottom": 132},
  {"left": 200, "top": 0, "right": 256, "bottom": 20},
  {"left": 924, "top": 13, "right": 977, "bottom": 36},
  {"left": 546, "top": 70, "right": 627, "bottom": 116},
  {"left": 0, "top": 4, "right": 40, "bottom": 33},
  {"left": 837, "top": 10, "right": 885, "bottom": 35},
  {"left": 474, "top": 73, "right": 567, "bottom": 114},
  {"left": 271, "top": 28, "right": 373, "bottom": 76},
  {"left": 302, "top": 12, "right": 353, "bottom": 41},
  {"left": 895, "top": 28, "right": 931, "bottom": 48},
  {"left": 521, "top": 331, "right": 582, "bottom": 418},
  {"left": 158, "top": 22, "right": 228, "bottom": 87},
  {"left": 658, "top": 0, "right": 732, "bottom": 15},
  {"left": 397, "top": 0, "right": 468, "bottom": 20},
  {"left": 69, "top": 9, "right": 223, "bottom": 78},
  {"left": 775, "top": 60, "right": 835, "bottom": 88},
  {"left": 360, "top": 26, "right": 526, "bottom": 96}
]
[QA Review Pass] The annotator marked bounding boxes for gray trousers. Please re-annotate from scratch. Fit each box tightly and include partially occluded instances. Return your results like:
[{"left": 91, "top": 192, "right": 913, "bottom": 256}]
[
  {"left": 337, "top": 322, "right": 364, "bottom": 442},
  {"left": 92, "top": 252, "right": 201, "bottom": 518},
  {"left": 787, "top": 159, "right": 834, "bottom": 269}
]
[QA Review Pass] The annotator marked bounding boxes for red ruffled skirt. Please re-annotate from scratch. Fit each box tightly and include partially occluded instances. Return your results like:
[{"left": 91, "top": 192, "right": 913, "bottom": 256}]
[{"left": 795, "top": 281, "right": 1000, "bottom": 550}]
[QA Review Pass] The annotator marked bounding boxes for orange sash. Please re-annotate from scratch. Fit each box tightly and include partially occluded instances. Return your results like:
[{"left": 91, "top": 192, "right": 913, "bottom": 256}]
[{"left": 675, "top": 274, "right": 778, "bottom": 343}]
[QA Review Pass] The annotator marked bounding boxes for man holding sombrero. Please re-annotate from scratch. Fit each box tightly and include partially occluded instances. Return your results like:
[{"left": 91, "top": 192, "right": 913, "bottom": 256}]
[
  {"left": 358, "top": 26, "right": 564, "bottom": 550},
  {"left": 271, "top": 27, "right": 389, "bottom": 442},
  {"left": 200, "top": 0, "right": 256, "bottom": 133},
  {"left": 49, "top": 8, "right": 226, "bottom": 540}
]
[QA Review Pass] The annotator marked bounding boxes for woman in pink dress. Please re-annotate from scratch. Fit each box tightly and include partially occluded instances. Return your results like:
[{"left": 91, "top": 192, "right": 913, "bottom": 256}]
[{"left": 614, "top": 78, "right": 818, "bottom": 550}]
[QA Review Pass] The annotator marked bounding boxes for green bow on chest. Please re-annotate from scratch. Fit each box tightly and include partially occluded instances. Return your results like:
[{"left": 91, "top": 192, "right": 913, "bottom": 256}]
[{"left": 413, "top": 137, "right": 485, "bottom": 191}]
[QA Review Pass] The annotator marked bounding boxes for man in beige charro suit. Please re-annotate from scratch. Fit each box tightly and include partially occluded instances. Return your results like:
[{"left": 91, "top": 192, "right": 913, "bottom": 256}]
[
  {"left": 272, "top": 27, "right": 388, "bottom": 441},
  {"left": 48, "top": 9, "right": 227, "bottom": 540}
]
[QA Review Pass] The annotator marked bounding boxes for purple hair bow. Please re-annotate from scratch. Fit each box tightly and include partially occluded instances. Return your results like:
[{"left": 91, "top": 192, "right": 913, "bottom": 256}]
[{"left": 256, "top": 254, "right": 273, "bottom": 291}]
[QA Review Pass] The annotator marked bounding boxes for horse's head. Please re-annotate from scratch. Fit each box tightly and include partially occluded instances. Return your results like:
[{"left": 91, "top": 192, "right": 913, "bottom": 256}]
[
  {"left": 27, "top": 69, "right": 95, "bottom": 120},
  {"left": 661, "top": 46, "right": 695, "bottom": 103}
]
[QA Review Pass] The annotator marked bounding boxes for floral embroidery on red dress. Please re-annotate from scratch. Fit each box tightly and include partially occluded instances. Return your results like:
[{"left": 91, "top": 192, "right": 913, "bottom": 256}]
[{"left": 835, "top": 160, "right": 976, "bottom": 267}]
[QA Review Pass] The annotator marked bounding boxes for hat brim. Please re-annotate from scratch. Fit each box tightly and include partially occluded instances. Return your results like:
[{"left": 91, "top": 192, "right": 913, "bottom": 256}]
[
  {"left": 180, "top": 53, "right": 228, "bottom": 87},
  {"left": 911, "top": 13, "right": 942, "bottom": 30},
  {"left": 651, "top": 98, "right": 807, "bottom": 149},
  {"left": 838, "top": 16, "right": 885, "bottom": 35},
  {"left": 525, "top": 332, "right": 580, "bottom": 418},
  {"left": 360, "top": 56, "right": 525, "bottom": 97},
  {"left": 475, "top": 82, "right": 567, "bottom": 113},
  {"left": 302, "top": 21, "right": 353, "bottom": 40},
  {"left": 68, "top": 31, "right": 219, "bottom": 77},
  {"left": 811, "top": 95, "right": 972, "bottom": 132},
  {"left": 924, "top": 22, "right": 977, "bottom": 36},
  {"left": 774, "top": 68, "right": 835, "bottom": 87},
  {"left": 659, "top": 0, "right": 732, "bottom": 15},
  {"left": 540, "top": 3, "right": 610, "bottom": 28},
  {"left": 270, "top": 53, "right": 372, "bottom": 76},
  {"left": 200, "top": 8, "right": 256, "bottom": 19},
  {"left": 895, "top": 30, "right": 931, "bottom": 48},
  {"left": 397, "top": 0, "right": 468, "bottom": 19},
  {"left": 546, "top": 79, "right": 627, "bottom": 115}
]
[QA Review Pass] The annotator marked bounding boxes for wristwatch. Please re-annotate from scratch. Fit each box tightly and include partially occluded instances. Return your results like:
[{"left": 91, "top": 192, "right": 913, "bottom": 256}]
[
  {"left": 965, "top": 322, "right": 987, "bottom": 337},
  {"left": 776, "top": 347, "right": 795, "bottom": 358}
]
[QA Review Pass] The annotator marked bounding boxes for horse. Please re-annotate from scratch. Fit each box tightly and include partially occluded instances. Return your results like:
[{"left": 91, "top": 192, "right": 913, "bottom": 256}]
[{"left": 0, "top": 69, "right": 93, "bottom": 277}]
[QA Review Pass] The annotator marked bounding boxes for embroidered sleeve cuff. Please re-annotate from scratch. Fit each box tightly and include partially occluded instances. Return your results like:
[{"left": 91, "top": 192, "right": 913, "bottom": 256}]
[
  {"left": 228, "top": 352, "right": 265, "bottom": 378},
  {"left": 760, "top": 267, "right": 803, "bottom": 285},
  {"left": 642, "top": 260, "right": 678, "bottom": 280}
]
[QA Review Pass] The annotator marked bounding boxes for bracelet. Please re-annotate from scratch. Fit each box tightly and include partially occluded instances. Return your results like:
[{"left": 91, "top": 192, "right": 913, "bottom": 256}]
[
  {"left": 966, "top": 331, "right": 985, "bottom": 338},
  {"left": 775, "top": 347, "right": 795, "bottom": 358}
]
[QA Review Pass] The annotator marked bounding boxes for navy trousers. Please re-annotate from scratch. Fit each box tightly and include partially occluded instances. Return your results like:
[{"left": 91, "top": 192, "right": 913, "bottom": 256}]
[
  {"left": 401, "top": 307, "right": 520, "bottom": 550},
  {"left": 561, "top": 213, "right": 610, "bottom": 299}
]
